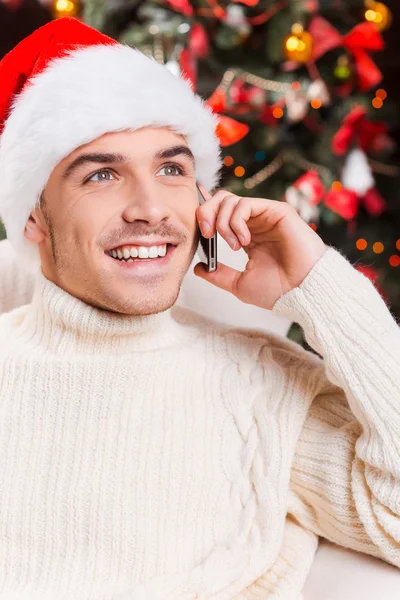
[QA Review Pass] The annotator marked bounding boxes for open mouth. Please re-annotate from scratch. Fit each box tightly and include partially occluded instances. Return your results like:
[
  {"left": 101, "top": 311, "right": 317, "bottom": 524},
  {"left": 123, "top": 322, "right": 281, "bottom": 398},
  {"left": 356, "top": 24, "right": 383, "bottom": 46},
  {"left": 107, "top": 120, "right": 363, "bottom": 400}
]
[
  {"left": 106, "top": 243, "right": 173, "bottom": 262},
  {"left": 104, "top": 244, "right": 177, "bottom": 271}
]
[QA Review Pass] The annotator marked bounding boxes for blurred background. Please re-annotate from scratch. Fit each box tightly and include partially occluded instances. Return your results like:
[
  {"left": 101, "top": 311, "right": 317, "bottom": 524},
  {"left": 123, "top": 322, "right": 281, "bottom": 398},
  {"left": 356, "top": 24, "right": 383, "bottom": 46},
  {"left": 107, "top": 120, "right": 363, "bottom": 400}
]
[{"left": 0, "top": 0, "right": 398, "bottom": 347}]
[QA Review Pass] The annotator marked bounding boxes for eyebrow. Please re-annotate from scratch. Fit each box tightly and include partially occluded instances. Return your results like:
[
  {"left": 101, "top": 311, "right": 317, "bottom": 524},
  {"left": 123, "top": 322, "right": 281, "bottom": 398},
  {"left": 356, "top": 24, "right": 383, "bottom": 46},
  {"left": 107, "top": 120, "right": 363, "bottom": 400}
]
[
  {"left": 62, "top": 145, "right": 196, "bottom": 180},
  {"left": 155, "top": 145, "right": 195, "bottom": 168}
]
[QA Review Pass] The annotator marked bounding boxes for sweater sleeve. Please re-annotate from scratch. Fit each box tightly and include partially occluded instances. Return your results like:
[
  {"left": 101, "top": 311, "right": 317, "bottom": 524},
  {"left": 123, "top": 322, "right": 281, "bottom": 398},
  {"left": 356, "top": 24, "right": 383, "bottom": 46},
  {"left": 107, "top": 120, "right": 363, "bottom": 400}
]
[
  {"left": 0, "top": 239, "right": 35, "bottom": 313},
  {"left": 271, "top": 246, "right": 400, "bottom": 568}
]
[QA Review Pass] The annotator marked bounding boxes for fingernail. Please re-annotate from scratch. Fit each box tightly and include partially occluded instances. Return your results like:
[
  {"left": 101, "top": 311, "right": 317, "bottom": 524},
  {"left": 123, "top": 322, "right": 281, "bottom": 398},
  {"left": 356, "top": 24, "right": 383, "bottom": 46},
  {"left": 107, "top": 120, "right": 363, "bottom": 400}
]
[
  {"left": 227, "top": 236, "right": 238, "bottom": 249},
  {"left": 238, "top": 235, "right": 246, "bottom": 245},
  {"left": 199, "top": 221, "right": 210, "bottom": 236}
]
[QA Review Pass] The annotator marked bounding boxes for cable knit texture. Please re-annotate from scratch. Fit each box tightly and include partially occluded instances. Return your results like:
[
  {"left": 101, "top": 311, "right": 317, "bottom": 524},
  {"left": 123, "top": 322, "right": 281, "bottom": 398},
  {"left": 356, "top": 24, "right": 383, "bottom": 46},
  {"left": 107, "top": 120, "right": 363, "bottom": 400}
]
[{"left": 0, "top": 242, "right": 399, "bottom": 600}]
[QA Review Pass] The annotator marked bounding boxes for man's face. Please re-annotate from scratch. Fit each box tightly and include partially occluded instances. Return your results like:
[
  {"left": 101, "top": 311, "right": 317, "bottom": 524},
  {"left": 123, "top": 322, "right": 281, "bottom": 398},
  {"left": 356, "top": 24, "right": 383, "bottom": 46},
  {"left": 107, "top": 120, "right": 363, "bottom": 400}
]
[{"left": 25, "top": 127, "right": 201, "bottom": 315}]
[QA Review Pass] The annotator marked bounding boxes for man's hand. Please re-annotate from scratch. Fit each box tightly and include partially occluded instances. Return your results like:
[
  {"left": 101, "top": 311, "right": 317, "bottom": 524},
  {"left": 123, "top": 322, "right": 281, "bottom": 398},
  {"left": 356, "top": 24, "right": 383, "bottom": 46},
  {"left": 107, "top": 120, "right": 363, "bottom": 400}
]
[{"left": 193, "top": 185, "right": 327, "bottom": 311}]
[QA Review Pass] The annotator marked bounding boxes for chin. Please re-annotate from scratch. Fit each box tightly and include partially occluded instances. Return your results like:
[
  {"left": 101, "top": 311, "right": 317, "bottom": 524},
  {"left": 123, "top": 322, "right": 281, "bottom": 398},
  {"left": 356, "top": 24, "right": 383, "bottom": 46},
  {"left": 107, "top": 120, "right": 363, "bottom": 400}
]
[{"left": 102, "top": 288, "right": 181, "bottom": 316}]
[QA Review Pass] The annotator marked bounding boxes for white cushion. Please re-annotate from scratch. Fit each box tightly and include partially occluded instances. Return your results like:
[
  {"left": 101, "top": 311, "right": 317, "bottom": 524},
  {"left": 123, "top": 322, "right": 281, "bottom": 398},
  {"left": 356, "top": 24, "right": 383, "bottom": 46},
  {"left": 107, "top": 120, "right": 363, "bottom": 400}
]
[{"left": 303, "top": 539, "right": 400, "bottom": 599}]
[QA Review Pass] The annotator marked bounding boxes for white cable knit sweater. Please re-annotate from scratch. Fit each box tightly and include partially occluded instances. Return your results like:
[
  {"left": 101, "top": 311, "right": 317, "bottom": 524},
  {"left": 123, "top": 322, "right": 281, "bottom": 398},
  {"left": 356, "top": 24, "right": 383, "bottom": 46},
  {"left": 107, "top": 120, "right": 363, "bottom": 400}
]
[{"left": 0, "top": 240, "right": 399, "bottom": 600}]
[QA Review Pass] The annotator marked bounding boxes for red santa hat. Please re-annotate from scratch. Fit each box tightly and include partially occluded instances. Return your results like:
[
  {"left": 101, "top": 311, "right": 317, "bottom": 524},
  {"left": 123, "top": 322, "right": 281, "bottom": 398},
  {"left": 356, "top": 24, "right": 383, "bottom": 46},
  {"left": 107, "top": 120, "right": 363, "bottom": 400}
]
[{"left": 0, "top": 18, "right": 222, "bottom": 272}]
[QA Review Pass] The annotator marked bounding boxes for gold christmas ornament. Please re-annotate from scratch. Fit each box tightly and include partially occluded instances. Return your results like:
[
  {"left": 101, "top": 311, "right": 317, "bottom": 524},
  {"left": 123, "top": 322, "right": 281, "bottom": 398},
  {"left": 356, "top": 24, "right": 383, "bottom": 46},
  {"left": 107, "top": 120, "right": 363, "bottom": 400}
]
[
  {"left": 53, "top": 0, "right": 80, "bottom": 19},
  {"left": 283, "top": 24, "right": 313, "bottom": 63},
  {"left": 364, "top": 1, "right": 392, "bottom": 32}
]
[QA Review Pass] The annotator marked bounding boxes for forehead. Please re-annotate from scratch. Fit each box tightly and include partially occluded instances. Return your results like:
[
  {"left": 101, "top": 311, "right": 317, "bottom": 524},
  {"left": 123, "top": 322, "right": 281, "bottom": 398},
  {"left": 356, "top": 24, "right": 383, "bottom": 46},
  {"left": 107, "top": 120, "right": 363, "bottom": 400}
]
[{"left": 65, "top": 127, "right": 187, "bottom": 161}]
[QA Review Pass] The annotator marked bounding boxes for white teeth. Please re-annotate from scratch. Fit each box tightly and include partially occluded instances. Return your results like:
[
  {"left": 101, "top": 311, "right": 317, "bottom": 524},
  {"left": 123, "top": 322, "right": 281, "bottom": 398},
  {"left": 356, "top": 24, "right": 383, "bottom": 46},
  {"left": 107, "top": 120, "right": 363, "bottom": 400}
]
[
  {"left": 149, "top": 246, "right": 158, "bottom": 258},
  {"left": 138, "top": 247, "right": 149, "bottom": 258},
  {"left": 109, "top": 243, "right": 169, "bottom": 261}
]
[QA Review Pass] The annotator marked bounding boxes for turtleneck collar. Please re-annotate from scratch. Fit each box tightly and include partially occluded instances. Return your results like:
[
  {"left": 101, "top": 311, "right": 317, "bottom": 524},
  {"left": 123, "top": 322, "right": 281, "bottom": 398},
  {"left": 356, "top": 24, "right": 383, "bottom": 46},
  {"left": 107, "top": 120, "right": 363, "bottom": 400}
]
[{"left": 13, "top": 269, "right": 197, "bottom": 356}]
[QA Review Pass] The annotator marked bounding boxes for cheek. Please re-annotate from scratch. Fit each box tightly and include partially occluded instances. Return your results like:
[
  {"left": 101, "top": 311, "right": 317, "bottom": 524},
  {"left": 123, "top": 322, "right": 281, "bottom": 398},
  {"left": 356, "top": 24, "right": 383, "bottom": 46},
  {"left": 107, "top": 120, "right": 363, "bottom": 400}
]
[
  {"left": 65, "top": 203, "right": 110, "bottom": 253},
  {"left": 175, "top": 198, "right": 198, "bottom": 231}
]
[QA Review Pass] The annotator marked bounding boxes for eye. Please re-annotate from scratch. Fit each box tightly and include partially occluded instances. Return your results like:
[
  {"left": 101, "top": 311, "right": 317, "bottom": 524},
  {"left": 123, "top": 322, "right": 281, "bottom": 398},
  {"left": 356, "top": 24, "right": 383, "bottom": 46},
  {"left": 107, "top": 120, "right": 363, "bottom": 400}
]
[
  {"left": 85, "top": 168, "right": 116, "bottom": 183},
  {"left": 158, "top": 163, "right": 186, "bottom": 177}
]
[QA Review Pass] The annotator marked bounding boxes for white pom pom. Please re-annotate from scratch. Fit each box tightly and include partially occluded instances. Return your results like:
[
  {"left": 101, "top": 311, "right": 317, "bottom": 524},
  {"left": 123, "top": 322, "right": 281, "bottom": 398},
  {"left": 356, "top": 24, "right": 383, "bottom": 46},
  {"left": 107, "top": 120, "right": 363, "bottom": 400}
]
[{"left": 341, "top": 148, "right": 374, "bottom": 195}]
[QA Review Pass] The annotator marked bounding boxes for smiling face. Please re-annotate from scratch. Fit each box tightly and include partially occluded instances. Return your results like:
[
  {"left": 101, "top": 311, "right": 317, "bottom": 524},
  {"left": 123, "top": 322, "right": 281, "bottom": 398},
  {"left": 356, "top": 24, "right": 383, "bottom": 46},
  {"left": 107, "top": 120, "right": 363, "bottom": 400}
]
[{"left": 24, "top": 127, "right": 201, "bottom": 315}]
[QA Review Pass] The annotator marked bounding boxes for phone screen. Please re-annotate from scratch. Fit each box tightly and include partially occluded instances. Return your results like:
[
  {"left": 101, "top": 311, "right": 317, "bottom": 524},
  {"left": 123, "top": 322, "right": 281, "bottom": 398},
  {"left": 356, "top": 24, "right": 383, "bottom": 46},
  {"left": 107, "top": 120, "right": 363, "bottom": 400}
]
[{"left": 196, "top": 184, "right": 217, "bottom": 272}]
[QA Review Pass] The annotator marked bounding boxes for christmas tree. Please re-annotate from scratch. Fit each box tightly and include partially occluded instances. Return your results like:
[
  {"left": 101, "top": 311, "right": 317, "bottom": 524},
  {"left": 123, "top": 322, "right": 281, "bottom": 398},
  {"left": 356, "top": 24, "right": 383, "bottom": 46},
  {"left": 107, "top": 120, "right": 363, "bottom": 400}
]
[{"left": 82, "top": 0, "right": 399, "bottom": 348}]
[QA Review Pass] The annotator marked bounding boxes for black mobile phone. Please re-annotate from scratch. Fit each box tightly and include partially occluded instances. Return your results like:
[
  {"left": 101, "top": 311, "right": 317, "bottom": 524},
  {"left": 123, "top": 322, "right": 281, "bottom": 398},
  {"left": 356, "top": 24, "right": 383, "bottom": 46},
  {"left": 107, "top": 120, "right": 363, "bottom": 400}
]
[{"left": 196, "top": 183, "right": 217, "bottom": 272}]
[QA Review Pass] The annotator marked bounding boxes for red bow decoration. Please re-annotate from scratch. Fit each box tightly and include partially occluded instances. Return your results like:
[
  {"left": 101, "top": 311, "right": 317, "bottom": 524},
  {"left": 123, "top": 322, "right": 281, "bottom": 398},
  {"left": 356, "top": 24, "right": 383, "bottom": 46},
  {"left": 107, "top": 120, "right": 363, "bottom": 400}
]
[
  {"left": 288, "top": 168, "right": 387, "bottom": 220},
  {"left": 309, "top": 17, "right": 385, "bottom": 91},
  {"left": 332, "top": 105, "right": 392, "bottom": 155},
  {"left": 284, "top": 171, "right": 386, "bottom": 220},
  {"left": 324, "top": 185, "right": 387, "bottom": 220}
]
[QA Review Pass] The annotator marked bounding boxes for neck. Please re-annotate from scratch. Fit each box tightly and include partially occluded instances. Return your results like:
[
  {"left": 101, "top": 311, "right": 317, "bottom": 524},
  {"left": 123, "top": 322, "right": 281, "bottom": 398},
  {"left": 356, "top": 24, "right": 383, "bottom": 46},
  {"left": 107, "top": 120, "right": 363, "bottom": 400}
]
[{"left": 14, "top": 270, "right": 194, "bottom": 355}]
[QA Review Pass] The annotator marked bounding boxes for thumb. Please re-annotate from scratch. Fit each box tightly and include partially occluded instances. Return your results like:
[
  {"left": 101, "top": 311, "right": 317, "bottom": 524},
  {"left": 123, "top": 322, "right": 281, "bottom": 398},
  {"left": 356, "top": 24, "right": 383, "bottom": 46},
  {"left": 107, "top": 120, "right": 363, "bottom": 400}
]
[{"left": 193, "top": 261, "right": 242, "bottom": 297}]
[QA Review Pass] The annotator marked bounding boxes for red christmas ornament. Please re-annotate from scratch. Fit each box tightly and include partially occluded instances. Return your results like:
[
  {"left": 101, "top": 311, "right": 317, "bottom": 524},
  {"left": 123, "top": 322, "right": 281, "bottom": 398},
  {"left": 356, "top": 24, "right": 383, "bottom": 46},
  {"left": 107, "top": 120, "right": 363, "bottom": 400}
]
[
  {"left": 230, "top": 78, "right": 248, "bottom": 104},
  {"left": 259, "top": 104, "right": 278, "bottom": 127},
  {"left": 206, "top": 87, "right": 227, "bottom": 113},
  {"left": 205, "top": 86, "right": 250, "bottom": 146},
  {"left": 227, "top": 79, "right": 267, "bottom": 115},
  {"left": 215, "top": 115, "right": 249, "bottom": 146},
  {"left": 292, "top": 171, "right": 325, "bottom": 204},
  {"left": 285, "top": 171, "right": 325, "bottom": 222}
]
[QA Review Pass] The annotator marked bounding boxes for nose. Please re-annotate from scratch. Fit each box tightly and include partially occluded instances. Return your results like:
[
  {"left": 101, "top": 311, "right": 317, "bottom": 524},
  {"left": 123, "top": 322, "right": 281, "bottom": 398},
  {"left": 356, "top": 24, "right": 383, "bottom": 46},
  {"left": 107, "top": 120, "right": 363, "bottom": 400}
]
[{"left": 121, "top": 184, "right": 171, "bottom": 228}]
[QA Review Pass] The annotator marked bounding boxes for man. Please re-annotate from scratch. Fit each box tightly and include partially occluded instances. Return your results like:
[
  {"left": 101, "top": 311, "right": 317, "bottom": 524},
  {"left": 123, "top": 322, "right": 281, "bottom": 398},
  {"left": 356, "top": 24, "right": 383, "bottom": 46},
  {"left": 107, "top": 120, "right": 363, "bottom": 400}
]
[{"left": 0, "top": 17, "right": 399, "bottom": 600}]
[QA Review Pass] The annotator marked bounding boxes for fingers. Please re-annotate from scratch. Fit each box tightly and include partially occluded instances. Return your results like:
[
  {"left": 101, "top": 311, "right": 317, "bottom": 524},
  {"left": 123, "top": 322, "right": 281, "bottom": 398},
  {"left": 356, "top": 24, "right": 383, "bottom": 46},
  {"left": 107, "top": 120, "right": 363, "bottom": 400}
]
[
  {"left": 197, "top": 186, "right": 244, "bottom": 250},
  {"left": 193, "top": 260, "right": 242, "bottom": 297},
  {"left": 197, "top": 185, "right": 296, "bottom": 249},
  {"left": 216, "top": 195, "right": 243, "bottom": 249}
]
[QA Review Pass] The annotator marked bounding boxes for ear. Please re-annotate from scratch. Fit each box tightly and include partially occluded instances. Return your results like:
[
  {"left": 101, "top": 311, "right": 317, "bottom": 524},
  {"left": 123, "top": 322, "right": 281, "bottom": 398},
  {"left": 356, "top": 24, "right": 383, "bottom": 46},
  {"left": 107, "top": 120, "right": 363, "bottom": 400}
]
[{"left": 24, "top": 209, "right": 46, "bottom": 244}]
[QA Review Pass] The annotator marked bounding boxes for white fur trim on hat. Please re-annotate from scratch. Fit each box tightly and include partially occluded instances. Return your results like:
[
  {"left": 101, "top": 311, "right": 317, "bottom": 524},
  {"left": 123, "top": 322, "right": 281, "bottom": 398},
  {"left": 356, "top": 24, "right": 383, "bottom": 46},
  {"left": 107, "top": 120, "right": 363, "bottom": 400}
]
[{"left": 0, "top": 43, "right": 223, "bottom": 272}]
